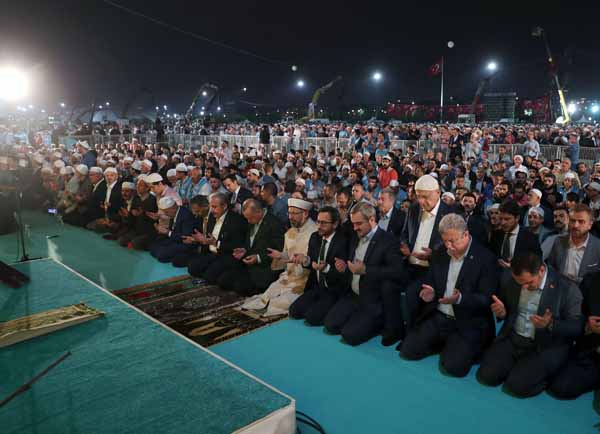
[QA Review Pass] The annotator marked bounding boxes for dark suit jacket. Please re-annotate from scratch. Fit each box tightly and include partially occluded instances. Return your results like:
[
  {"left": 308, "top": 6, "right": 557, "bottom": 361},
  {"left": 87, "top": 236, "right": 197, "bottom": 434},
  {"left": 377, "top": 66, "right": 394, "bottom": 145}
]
[
  {"left": 105, "top": 182, "right": 124, "bottom": 221},
  {"left": 347, "top": 228, "right": 402, "bottom": 306},
  {"left": 465, "top": 213, "right": 489, "bottom": 247},
  {"left": 304, "top": 231, "right": 349, "bottom": 296},
  {"left": 201, "top": 211, "right": 248, "bottom": 256},
  {"left": 400, "top": 200, "right": 454, "bottom": 253},
  {"left": 418, "top": 239, "right": 498, "bottom": 349},
  {"left": 168, "top": 206, "right": 198, "bottom": 243},
  {"left": 133, "top": 194, "right": 158, "bottom": 235},
  {"left": 496, "top": 267, "right": 583, "bottom": 350},
  {"left": 490, "top": 226, "right": 542, "bottom": 259},
  {"left": 385, "top": 208, "right": 405, "bottom": 240},
  {"left": 547, "top": 234, "right": 600, "bottom": 282},
  {"left": 84, "top": 179, "right": 107, "bottom": 222},
  {"left": 231, "top": 211, "right": 285, "bottom": 288},
  {"left": 229, "top": 187, "right": 253, "bottom": 207},
  {"left": 574, "top": 271, "right": 600, "bottom": 354}
]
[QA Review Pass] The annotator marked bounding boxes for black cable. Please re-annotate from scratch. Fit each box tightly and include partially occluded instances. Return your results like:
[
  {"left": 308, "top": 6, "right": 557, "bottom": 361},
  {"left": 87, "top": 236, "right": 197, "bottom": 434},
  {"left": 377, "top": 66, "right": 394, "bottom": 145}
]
[
  {"left": 296, "top": 410, "right": 326, "bottom": 434},
  {"left": 101, "top": 0, "right": 288, "bottom": 66}
]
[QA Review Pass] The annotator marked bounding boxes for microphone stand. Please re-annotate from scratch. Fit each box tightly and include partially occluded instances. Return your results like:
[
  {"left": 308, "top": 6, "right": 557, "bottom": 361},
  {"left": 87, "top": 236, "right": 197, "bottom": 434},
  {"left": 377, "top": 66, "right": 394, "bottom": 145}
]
[{"left": 13, "top": 170, "right": 41, "bottom": 263}]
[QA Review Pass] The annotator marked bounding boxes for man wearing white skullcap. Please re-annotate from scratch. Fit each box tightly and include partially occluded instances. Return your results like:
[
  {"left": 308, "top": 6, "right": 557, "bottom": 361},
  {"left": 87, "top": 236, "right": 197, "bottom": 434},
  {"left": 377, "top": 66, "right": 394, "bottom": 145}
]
[
  {"left": 101, "top": 180, "right": 138, "bottom": 241},
  {"left": 149, "top": 194, "right": 197, "bottom": 263},
  {"left": 242, "top": 198, "right": 317, "bottom": 316},
  {"left": 86, "top": 165, "right": 123, "bottom": 233},
  {"left": 141, "top": 159, "right": 153, "bottom": 175},
  {"left": 174, "top": 163, "right": 192, "bottom": 204}
]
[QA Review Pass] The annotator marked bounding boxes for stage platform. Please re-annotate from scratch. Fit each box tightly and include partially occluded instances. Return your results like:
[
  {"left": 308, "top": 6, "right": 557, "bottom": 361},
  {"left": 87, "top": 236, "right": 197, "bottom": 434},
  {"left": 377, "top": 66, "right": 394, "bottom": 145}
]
[{"left": 0, "top": 259, "right": 295, "bottom": 434}]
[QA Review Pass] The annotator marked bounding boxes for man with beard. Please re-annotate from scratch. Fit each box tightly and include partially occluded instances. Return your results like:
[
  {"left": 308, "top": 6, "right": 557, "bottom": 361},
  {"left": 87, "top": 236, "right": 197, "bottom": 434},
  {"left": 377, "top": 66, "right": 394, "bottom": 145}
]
[
  {"left": 241, "top": 198, "right": 317, "bottom": 316},
  {"left": 542, "top": 206, "right": 570, "bottom": 260},
  {"left": 377, "top": 155, "right": 398, "bottom": 189}
]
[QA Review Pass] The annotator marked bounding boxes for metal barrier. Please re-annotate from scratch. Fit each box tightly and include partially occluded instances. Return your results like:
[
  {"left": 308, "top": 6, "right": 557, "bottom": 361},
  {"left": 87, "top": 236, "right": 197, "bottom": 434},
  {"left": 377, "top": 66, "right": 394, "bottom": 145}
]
[{"left": 58, "top": 133, "right": 600, "bottom": 165}]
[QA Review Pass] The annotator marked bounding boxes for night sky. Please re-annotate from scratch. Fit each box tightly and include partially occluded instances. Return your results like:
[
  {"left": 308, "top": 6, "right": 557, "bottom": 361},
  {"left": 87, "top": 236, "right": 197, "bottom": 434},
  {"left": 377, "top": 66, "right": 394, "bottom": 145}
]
[{"left": 1, "top": 1, "right": 599, "bottom": 112}]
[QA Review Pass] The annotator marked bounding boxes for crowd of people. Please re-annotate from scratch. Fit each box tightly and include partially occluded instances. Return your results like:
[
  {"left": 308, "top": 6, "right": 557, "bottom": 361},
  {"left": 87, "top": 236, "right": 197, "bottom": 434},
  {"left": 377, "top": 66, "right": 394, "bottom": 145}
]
[{"left": 3, "top": 120, "right": 600, "bottom": 403}]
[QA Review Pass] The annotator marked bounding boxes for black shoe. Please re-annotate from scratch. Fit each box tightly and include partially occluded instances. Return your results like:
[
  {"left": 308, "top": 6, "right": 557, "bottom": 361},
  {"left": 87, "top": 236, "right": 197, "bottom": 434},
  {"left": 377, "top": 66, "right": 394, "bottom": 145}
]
[{"left": 381, "top": 331, "right": 402, "bottom": 347}]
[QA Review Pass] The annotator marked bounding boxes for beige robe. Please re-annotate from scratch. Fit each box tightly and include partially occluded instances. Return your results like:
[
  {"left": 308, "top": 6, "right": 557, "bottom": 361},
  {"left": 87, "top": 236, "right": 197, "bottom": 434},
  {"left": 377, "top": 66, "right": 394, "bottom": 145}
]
[{"left": 242, "top": 219, "right": 317, "bottom": 316}]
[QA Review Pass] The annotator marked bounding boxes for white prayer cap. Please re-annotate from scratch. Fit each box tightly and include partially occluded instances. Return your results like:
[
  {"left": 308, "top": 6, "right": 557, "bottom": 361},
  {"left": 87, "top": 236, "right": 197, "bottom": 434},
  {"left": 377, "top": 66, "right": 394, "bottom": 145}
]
[
  {"left": 137, "top": 174, "right": 148, "bottom": 183},
  {"left": 285, "top": 162, "right": 294, "bottom": 168},
  {"left": 122, "top": 182, "right": 135, "bottom": 190},
  {"left": 442, "top": 192, "right": 455, "bottom": 200},
  {"left": 288, "top": 198, "right": 313, "bottom": 211},
  {"left": 528, "top": 206, "right": 544, "bottom": 217},
  {"left": 59, "top": 167, "right": 68, "bottom": 175},
  {"left": 515, "top": 166, "right": 528, "bottom": 175},
  {"left": 564, "top": 172, "right": 576, "bottom": 180},
  {"left": 389, "top": 179, "right": 400, "bottom": 188},
  {"left": 79, "top": 141, "right": 90, "bottom": 149},
  {"left": 158, "top": 196, "right": 176, "bottom": 209},
  {"left": 486, "top": 203, "right": 501, "bottom": 214},
  {"left": 159, "top": 154, "right": 169, "bottom": 160},
  {"left": 142, "top": 159, "right": 153, "bottom": 168},
  {"left": 514, "top": 154, "right": 524, "bottom": 162},
  {"left": 429, "top": 172, "right": 439, "bottom": 179},
  {"left": 415, "top": 174, "right": 439, "bottom": 191},
  {"left": 53, "top": 151, "right": 62, "bottom": 158},
  {"left": 587, "top": 182, "right": 600, "bottom": 192},
  {"left": 382, "top": 154, "right": 392, "bottom": 161},
  {"left": 303, "top": 167, "right": 313, "bottom": 175},
  {"left": 248, "top": 168, "right": 261, "bottom": 177},
  {"left": 131, "top": 161, "right": 142, "bottom": 171},
  {"left": 167, "top": 169, "right": 177, "bottom": 178},
  {"left": 176, "top": 163, "right": 188, "bottom": 172},
  {"left": 53, "top": 159, "right": 65, "bottom": 168},
  {"left": 145, "top": 173, "right": 163, "bottom": 184},
  {"left": 76, "top": 164, "right": 89, "bottom": 175},
  {"left": 104, "top": 167, "right": 118, "bottom": 175},
  {"left": 187, "top": 165, "right": 195, "bottom": 172},
  {"left": 405, "top": 164, "right": 414, "bottom": 171},
  {"left": 89, "top": 167, "right": 103, "bottom": 175},
  {"left": 295, "top": 177, "right": 306, "bottom": 186},
  {"left": 529, "top": 188, "right": 542, "bottom": 199},
  {"left": 123, "top": 156, "right": 134, "bottom": 162},
  {"left": 440, "top": 164, "right": 449, "bottom": 171},
  {"left": 41, "top": 167, "right": 53, "bottom": 174}
]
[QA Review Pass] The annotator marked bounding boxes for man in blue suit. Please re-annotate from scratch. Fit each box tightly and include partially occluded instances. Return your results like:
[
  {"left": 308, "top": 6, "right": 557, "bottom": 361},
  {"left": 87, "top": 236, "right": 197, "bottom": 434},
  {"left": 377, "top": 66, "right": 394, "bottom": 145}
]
[
  {"left": 150, "top": 196, "right": 198, "bottom": 263},
  {"left": 399, "top": 213, "right": 498, "bottom": 377}
]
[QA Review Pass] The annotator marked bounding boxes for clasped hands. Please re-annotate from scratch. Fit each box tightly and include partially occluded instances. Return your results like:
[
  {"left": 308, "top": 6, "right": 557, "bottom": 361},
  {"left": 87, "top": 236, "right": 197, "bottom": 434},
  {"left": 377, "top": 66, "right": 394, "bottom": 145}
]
[
  {"left": 232, "top": 247, "right": 258, "bottom": 265},
  {"left": 400, "top": 243, "right": 432, "bottom": 261}
]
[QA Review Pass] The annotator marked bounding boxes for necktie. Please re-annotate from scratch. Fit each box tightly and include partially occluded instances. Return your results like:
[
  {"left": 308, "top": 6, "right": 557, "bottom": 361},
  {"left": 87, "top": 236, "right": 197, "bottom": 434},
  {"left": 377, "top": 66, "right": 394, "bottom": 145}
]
[
  {"left": 231, "top": 192, "right": 237, "bottom": 205},
  {"left": 501, "top": 233, "right": 512, "bottom": 261},
  {"left": 318, "top": 238, "right": 327, "bottom": 287}
]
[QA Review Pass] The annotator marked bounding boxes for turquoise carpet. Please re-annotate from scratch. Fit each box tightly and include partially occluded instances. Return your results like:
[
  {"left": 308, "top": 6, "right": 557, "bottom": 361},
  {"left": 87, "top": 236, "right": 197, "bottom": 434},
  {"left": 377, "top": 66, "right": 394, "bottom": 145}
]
[
  {"left": 215, "top": 319, "right": 599, "bottom": 434},
  {"left": 0, "top": 259, "right": 291, "bottom": 434},
  {"left": 2, "top": 212, "right": 599, "bottom": 433},
  {"left": 0, "top": 212, "right": 183, "bottom": 290}
]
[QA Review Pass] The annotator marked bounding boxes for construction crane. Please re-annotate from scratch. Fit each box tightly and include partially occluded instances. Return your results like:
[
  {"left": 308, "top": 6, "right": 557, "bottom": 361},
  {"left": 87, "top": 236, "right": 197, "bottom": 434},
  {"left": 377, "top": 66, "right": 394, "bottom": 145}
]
[
  {"left": 186, "top": 83, "right": 220, "bottom": 118},
  {"left": 532, "top": 27, "right": 570, "bottom": 124},
  {"left": 305, "top": 76, "right": 342, "bottom": 120}
]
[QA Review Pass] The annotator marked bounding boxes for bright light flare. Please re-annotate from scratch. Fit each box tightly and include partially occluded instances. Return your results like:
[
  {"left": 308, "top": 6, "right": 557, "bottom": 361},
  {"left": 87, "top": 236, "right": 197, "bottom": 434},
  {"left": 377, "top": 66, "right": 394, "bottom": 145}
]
[{"left": 0, "top": 67, "right": 29, "bottom": 101}]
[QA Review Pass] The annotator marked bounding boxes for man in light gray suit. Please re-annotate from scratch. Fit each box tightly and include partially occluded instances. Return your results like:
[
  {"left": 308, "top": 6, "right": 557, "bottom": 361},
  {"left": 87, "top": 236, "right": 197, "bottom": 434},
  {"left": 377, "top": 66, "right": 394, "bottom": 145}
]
[{"left": 548, "top": 204, "right": 600, "bottom": 284}]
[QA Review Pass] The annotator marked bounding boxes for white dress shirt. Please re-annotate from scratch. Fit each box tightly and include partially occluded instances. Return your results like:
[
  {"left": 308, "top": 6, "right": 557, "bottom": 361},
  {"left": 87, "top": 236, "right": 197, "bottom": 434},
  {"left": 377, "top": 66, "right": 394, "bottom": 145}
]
[
  {"left": 409, "top": 200, "right": 440, "bottom": 267},
  {"left": 515, "top": 269, "right": 548, "bottom": 339},
  {"left": 564, "top": 234, "right": 589, "bottom": 282},
  {"left": 378, "top": 208, "right": 393, "bottom": 231},
  {"left": 438, "top": 239, "right": 471, "bottom": 317},
  {"left": 209, "top": 212, "right": 228, "bottom": 253}
]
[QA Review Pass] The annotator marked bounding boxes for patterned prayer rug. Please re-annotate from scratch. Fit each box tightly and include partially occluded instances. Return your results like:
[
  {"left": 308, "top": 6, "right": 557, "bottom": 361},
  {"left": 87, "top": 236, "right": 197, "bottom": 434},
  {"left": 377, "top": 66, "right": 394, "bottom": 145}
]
[{"left": 113, "top": 275, "right": 286, "bottom": 347}]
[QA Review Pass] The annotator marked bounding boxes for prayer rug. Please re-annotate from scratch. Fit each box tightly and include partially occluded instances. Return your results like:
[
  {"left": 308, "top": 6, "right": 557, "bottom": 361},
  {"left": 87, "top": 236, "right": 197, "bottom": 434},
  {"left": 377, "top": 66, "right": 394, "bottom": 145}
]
[{"left": 113, "top": 275, "right": 286, "bottom": 346}]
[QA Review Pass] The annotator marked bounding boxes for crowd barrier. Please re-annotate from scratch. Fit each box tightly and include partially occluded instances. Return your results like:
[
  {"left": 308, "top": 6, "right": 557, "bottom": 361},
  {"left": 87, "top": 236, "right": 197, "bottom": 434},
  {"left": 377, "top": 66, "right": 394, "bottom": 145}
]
[{"left": 59, "top": 134, "right": 599, "bottom": 166}]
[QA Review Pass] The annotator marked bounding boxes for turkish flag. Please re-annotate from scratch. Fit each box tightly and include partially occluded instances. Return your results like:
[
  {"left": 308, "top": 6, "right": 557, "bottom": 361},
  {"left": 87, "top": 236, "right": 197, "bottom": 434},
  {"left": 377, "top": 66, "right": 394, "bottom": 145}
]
[{"left": 427, "top": 58, "right": 443, "bottom": 77}]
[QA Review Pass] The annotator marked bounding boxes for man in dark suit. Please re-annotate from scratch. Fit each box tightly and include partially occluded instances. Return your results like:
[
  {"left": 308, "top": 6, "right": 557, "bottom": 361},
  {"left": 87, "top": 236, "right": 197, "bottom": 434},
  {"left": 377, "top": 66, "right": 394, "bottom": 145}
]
[
  {"left": 149, "top": 196, "right": 198, "bottom": 263},
  {"left": 182, "top": 192, "right": 248, "bottom": 273},
  {"left": 289, "top": 206, "right": 349, "bottom": 325},
  {"left": 397, "top": 174, "right": 455, "bottom": 334},
  {"left": 205, "top": 198, "right": 285, "bottom": 295},
  {"left": 86, "top": 167, "right": 123, "bottom": 232},
  {"left": 323, "top": 202, "right": 403, "bottom": 346},
  {"left": 399, "top": 213, "right": 498, "bottom": 377},
  {"left": 476, "top": 251, "right": 583, "bottom": 398},
  {"left": 377, "top": 187, "right": 404, "bottom": 239},
  {"left": 117, "top": 175, "right": 158, "bottom": 250},
  {"left": 460, "top": 192, "right": 488, "bottom": 245},
  {"left": 549, "top": 270, "right": 600, "bottom": 399},
  {"left": 490, "top": 200, "right": 542, "bottom": 272},
  {"left": 223, "top": 174, "right": 252, "bottom": 214},
  {"left": 547, "top": 203, "right": 600, "bottom": 284},
  {"left": 65, "top": 166, "right": 106, "bottom": 227}
]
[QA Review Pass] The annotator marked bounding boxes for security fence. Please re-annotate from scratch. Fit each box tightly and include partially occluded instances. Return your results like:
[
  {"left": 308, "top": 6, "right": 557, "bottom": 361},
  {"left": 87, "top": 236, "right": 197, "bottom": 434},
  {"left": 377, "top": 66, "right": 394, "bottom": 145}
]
[{"left": 59, "top": 134, "right": 600, "bottom": 166}]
